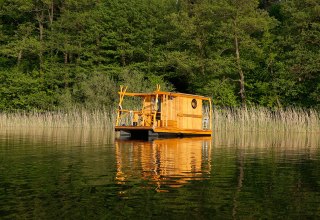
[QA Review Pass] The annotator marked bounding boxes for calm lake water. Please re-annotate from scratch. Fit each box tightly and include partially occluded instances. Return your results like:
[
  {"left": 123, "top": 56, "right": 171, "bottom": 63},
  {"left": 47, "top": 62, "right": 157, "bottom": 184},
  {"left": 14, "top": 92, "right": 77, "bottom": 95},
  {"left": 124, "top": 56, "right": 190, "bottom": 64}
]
[{"left": 0, "top": 128, "right": 319, "bottom": 219}]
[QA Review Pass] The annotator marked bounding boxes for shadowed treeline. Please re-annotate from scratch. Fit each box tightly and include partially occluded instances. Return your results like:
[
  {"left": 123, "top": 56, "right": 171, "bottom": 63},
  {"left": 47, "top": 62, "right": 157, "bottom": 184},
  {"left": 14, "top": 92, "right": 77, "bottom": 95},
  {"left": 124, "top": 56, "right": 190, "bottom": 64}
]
[{"left": 1, "top": 0, "right": 319, "bottom": 110}]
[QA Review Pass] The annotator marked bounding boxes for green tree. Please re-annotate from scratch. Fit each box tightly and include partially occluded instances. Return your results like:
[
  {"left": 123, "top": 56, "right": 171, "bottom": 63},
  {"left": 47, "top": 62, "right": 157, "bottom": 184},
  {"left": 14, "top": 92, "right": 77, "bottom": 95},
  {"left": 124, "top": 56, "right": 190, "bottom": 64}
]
[
  {"left": 276, "top": 0, "right": 320, "bottom": 107},
  {"left": 209, "top": 0, "right": 276, "bottom": 106},
  {"left": 0, "top": 69, "right": 55, "bottom": 110},
  {"left": 164, "top": 0, "right": 276, "bottom": 106},
  {"left": 0, "top": 0, "right": 319, "bottom": 110}
]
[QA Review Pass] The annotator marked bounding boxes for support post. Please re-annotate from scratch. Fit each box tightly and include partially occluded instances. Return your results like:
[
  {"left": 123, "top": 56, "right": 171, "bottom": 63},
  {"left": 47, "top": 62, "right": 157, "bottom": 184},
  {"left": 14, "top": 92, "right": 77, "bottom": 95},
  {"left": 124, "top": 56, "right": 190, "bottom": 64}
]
[{"left": 116, "top": 85, "right": 127, "bottom": 126}]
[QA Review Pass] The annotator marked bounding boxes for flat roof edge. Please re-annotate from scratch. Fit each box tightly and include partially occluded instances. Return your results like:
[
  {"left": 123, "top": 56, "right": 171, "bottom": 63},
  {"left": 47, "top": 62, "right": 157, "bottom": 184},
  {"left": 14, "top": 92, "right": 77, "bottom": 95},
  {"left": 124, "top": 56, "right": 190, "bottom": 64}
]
[{"left": 118, "top": 91, "right": 211, "bottom": 100}]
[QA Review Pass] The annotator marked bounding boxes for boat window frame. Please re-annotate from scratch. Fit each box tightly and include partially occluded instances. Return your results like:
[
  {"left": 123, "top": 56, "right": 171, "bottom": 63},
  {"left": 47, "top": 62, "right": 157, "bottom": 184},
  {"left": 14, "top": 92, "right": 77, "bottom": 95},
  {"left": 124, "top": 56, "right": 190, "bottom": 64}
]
[{"left": 191, "top": 99, "right": 197, "bottom": 109}]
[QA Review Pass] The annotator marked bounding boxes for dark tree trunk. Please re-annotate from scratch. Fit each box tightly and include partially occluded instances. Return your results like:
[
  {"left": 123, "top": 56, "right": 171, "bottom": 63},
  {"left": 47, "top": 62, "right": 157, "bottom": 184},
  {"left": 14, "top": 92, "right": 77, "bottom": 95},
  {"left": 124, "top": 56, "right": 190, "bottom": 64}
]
[
  {"left": 17, "top": 50, "right": 22, "bottom": 65},
  {"left": 37, "top": 10, "right": 45, "bottom": 73},
  {"left": 234, "top": 20, "right": 246, "bottom": 107}
]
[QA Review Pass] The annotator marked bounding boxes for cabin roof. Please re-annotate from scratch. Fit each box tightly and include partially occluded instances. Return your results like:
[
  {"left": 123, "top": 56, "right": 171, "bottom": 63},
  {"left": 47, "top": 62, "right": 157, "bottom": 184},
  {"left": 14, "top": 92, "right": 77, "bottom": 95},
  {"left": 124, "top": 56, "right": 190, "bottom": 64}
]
[{"left": 118, "top": 91, "right": 211, "bottom": 100}]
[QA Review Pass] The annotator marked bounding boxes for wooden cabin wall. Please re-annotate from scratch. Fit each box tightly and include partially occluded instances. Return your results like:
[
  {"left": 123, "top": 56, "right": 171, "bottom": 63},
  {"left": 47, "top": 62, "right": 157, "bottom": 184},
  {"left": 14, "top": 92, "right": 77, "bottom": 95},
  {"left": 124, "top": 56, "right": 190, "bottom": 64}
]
[
  {"left": 159, "top": 96, "right": 203, "bottom": 129},
  {"left": 160, "top": 95, "right": 178, "bottom": 127},
  {"left": 178, "top": 97, "right": 202, "bottom": 130},
  {"left": 193, "top": 98, "right": 203, "bottom": 129},
  {"left": 159, "top": 95, "right": 204, "bottom": 130}
]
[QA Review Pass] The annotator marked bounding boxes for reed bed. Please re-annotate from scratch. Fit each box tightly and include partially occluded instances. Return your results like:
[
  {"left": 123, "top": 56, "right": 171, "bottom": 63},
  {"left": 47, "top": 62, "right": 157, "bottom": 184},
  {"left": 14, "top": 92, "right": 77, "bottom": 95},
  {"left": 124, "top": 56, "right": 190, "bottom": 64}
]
[
  {"left": 0, "top": 109, "right": 114, "bottom": 130},
  {"left": 213, "top": 107, "right": 320, "bottom": 133},
  {"left": 0, "top": 107, "right": 319, "bottom": 134}
]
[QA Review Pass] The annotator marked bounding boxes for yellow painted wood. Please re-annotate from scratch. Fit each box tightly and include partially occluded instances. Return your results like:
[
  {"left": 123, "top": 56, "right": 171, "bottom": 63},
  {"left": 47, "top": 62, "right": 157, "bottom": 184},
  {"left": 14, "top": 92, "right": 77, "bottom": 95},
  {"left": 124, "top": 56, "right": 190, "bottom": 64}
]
[
  {"left": 115, "top": 84, "right": 212, "bottom": 135},
  {"left": 116, "top": 85, "right": 127, "bottom": 126},
  {"left": 167, "top": 120, "right": 177, "bottom": 127},
  {"left": 177, "top": 113, "right": 202, "bottom": 118}
]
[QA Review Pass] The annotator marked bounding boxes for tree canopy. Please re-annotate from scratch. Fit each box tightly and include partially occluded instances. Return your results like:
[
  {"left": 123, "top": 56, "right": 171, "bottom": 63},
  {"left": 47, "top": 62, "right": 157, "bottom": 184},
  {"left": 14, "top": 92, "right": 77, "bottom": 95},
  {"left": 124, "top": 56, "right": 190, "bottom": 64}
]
[{"left": 0, "top": 0, "right": 319, "bottom": 110}]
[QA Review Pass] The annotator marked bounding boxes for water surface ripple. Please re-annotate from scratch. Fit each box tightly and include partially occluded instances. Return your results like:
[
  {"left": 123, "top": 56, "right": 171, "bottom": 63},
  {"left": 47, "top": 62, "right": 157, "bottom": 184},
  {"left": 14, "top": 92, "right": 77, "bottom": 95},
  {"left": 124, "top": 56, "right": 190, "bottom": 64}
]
[{"left": 0, "top": 128, "right": 319, "bottom": 219}]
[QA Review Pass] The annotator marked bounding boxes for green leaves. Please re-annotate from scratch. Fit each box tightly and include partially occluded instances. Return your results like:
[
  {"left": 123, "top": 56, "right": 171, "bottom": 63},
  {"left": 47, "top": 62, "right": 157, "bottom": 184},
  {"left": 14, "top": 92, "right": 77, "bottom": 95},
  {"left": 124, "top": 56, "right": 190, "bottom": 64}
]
[
  {"left": 200, "top": 79, "right": 239, "bottom": 106},
  {"left": 0, "top": 69, "right": 55, "bottom": 110},
  {"left": 0, "top": 0, "right": 319, "bottom": 110}
]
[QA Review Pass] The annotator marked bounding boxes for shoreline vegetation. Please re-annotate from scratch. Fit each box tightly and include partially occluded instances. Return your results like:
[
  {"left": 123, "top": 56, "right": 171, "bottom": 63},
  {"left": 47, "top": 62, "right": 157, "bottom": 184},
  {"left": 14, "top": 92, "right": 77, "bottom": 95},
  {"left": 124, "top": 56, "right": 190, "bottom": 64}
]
[
  {"left": 0, "top": 109, "right": 115, "bottom": 129},
  {"left": 1, "top": 0, "right": 319, "bottom": 112},
  {"left": 213, "top": 107, "right": 320, "bottom": 133},
  {"left": 1, "top": 107, "right": 319, "bottom": 133}
]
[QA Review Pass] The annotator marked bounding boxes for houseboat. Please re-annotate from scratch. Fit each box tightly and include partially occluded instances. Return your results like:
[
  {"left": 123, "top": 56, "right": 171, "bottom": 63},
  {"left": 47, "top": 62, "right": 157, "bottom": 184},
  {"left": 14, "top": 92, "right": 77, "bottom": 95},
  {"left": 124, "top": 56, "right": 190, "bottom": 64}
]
[{"left": 115, "top": 85, "right": 212, "bottom": 138}]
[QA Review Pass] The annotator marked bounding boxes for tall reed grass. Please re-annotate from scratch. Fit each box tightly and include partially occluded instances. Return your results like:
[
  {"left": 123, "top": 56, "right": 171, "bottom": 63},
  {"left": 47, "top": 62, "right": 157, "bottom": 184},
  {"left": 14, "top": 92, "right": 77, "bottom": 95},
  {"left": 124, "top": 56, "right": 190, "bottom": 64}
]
[
  {"left": 1, "top": 107, "right": 319, "bottom": 134},
  {"left": 213, "top": 107, "right": 320, "bottom": 133},
  {"left": 0, "top": 109, "right": 114, "bottom": 130}
]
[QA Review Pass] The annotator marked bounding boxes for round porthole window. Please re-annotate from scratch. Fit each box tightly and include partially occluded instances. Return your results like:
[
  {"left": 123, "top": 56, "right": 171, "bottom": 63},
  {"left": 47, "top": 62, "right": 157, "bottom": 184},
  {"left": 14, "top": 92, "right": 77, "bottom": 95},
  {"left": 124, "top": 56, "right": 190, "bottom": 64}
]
[{"left": 191, "top": 99, "right": 197, "bottom": 109}]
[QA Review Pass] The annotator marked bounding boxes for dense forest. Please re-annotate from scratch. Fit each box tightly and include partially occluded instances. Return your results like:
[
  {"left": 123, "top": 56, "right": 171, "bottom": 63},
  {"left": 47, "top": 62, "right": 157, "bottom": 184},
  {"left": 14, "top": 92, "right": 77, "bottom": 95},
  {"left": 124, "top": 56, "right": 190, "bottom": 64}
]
[{"left": 0, "top": 0, "right": 319, "bottom": 111}]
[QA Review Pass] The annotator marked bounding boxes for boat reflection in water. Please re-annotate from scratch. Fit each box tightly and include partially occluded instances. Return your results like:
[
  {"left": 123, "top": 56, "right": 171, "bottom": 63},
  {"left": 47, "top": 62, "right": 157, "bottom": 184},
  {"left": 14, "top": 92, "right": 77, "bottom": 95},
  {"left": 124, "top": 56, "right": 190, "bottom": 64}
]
[{"left": 115, "top": 137, "right": 212, "bottom": 192}]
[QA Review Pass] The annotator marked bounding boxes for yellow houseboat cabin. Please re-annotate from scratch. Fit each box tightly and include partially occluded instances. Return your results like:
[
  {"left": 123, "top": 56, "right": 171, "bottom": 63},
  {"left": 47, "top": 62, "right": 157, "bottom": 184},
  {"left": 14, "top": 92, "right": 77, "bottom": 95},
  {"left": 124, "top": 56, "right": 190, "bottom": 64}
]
[{"left": 115, "top": 85, "right": 212, "bottom": 138}]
